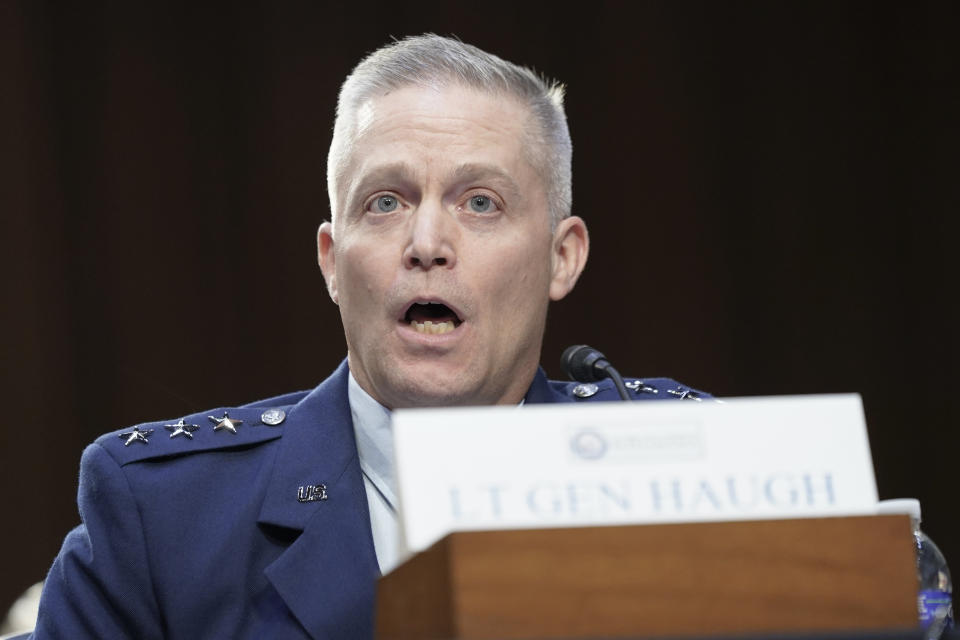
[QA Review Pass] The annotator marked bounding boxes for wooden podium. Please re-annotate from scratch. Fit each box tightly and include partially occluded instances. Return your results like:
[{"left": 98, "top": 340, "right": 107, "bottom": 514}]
[{"left": 376, "top": 515, "right": 920, "bottom": 639}]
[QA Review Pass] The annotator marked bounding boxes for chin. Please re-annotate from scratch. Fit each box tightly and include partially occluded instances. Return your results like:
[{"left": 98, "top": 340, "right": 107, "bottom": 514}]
[{"left": 387, "top": 374, "right": 478, "bottom": 409}]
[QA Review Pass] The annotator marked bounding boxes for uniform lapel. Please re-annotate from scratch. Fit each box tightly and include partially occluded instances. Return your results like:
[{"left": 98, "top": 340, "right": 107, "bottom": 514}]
[{"left": 258, "top": 360, "right": 380, "bottom": 639}]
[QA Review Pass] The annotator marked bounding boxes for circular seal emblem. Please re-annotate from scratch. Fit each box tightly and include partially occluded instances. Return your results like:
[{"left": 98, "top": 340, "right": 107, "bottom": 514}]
[
  {"left": 570, "top": 429, "right": 607, "bottom": 460},
  {"left": 572, "top": 383, "right": 599, "bottom": 399},
  {"left": 260, "top": 409, "right": 286, "bottom": 426}
]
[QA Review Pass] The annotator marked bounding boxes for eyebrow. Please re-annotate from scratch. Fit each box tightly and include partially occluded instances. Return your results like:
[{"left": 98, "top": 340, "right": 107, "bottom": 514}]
[
  {"left": 451, "top": 163, "right": 523, "bottom": 202},
  {"left": 352, "top": 162, "right": 418, "bottom": 190}
]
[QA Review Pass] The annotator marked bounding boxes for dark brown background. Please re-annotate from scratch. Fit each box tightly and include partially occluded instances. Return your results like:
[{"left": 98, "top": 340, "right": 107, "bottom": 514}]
[{"left": 1, "top": 1, "right": 957, "bottom": 617}]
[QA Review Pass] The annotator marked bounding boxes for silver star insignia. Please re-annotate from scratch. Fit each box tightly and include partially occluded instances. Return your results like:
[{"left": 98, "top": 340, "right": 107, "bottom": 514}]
[
  {"left": 626, "top": 380, "right": 658, "bottom": 394},
  {"left": 164, "top": 418, "right": 200, "bottom": 439},
  {"left": 119, "top": 426, "right": 155, "bottom": 446},
  {"left": 667, "top": 387, "right": 703, "bottom": 401},
  {"left": 209, "top": 412, "right": 243, "bottom": 434}
]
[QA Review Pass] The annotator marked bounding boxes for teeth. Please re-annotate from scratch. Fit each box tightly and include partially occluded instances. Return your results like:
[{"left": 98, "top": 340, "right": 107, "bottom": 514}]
[{"left": 410, "top": 320, "right": 456, "bottom": 334}]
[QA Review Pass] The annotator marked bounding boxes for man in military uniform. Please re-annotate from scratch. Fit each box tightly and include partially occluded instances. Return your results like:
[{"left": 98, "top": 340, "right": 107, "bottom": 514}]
[{"left": 31, "top": 34, "right": 706, "bottom": 639}]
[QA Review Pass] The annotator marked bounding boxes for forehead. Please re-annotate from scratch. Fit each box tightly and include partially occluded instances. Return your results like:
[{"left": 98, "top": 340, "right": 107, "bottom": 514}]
[
  {"left": 356, "top": 84, "right": 530, "bottom": 143},
  {"left": 340, "top": 85, "right": 542, "bottom": 195}
]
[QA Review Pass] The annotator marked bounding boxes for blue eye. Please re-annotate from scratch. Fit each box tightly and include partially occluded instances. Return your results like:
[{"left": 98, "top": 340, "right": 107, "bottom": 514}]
[
  {"left": 468, "top": 195, "right": 494, "bottom": 213},
  {"left": 372, "top": 195, "right": 399, "bottom": 213}
]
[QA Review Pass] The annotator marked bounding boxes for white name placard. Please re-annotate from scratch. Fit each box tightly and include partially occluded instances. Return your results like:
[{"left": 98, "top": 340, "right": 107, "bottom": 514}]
[{"left": 392, "top": 394, "right": 878, "bottom": 555}]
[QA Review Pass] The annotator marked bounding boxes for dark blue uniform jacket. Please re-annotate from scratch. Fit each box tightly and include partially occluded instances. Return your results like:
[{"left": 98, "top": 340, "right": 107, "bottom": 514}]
[{"left": 32, "top": 360, "right": 707, "bottom": 639}]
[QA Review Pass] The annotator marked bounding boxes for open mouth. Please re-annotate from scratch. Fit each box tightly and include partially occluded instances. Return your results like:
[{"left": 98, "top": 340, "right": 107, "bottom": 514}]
[{"left": 403, "top": 301, "right": 463, "bottom": 335}]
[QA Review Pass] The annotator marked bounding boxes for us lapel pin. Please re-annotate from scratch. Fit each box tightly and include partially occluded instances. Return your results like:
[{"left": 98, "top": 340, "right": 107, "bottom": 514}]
[{"left": 297, "top": 484, "right": 328, "bottom": 503}]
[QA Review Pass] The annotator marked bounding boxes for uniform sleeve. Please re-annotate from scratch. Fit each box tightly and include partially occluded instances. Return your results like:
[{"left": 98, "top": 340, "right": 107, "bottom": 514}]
[{"left": 31, "top": 443, "right": 163, "bottom": 639}]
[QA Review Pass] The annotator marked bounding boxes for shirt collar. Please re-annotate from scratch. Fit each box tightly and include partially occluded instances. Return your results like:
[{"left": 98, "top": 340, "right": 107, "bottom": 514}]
[
  {"left": 347, "top": 369, "right": 544, "bottom": 508},
  {"left": 348, "top": 372, "right": 398, "bottom": 509}
]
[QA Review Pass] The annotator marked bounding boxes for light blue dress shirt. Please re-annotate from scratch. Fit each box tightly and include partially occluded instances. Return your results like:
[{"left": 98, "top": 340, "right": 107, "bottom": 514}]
[{"left": 348, "top": 372, "right": 401, "bottom": 574}]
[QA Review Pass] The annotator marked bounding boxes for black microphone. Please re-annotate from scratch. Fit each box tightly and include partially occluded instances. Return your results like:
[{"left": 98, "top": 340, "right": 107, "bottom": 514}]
[{"left": 561, "top": 345, "right": 632, "bottom": 401}]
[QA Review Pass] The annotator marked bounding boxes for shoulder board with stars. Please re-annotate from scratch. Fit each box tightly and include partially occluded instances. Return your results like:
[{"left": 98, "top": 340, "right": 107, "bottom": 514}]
[
  {"left": 556, "top": 376, "right": 713, "bottom": 402},
  {"left": 96, "top": 404, "right": 294, "bottom": 466}
]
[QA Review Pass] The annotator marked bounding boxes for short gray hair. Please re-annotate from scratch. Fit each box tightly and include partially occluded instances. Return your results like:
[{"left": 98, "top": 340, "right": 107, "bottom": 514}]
[{"left": 327, "top": 34, "right": 572, "bottom": 228}]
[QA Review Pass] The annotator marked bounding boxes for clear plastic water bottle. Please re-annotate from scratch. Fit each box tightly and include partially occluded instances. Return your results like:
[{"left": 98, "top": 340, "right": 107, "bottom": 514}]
[{"left": 878, "top": 498, "right": 954, "bottom": 638}]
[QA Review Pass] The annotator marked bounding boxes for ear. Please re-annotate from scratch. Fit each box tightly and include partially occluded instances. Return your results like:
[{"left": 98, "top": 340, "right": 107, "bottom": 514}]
[
  {"left": 549, "top": 215, "right": 589, "bottom": 301},
  {"left": 317, "top": 222, "right": 339, "bottom": 305}
]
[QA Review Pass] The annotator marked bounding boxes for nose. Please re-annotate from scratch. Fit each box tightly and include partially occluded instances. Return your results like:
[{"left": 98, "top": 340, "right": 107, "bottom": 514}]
[{"left": 402, "top": 201, "right": 457, "bottom": 270}]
